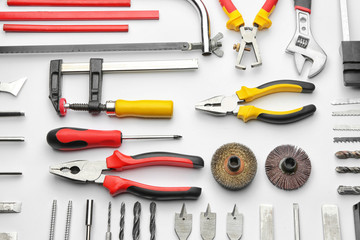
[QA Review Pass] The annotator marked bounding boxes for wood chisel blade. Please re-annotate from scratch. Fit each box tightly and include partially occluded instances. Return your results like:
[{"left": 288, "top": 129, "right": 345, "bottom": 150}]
[
  {"left": 333, "top": 124, "right": 360, "bottom": 131},
  {"left": 322, "top": 205, "right": 341, "bottom": 240},
  {"left": 0, "top": 202, "right": 21, "bottom": 213},
  {"left": 226, "top": 205, "right": 243, "bottom": 240},
  {"left": 200, "top": 204, "right": 216, "bottom": 240},
  {"left": 0, "top": 233, "right": 17, "bottom": 240},
  {"left": 260, "top": 204, "right": 273, "bottom": 240},
  {"left": 175, "top": 204, "right": 192, "bottom": 240},
  {"left": 331, "top": 98, "right": 360, "bottom": 105},
  {"left": 332, "top": 110, "right": 360, "bottom": 116}
]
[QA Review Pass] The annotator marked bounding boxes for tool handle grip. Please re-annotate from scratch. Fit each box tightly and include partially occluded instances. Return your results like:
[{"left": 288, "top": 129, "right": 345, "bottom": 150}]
[
  {"left": 254, "top": 0, "right": 278, "bottom": 30},
  {"left": 7, "top": 0, "right": 131, "bottom": 7},
  {"left": 103, "top": 176, "right": 202, "bottom": 200},
  {"left": 114, "top": 100, "right": 173, "bottom": 118},
  {"left": 47, "top": 127, "right": 121, "bottom": 151},
  {"left": 4, "top": 24, "right": 129, "bottom": 32},
  {"left": 218, "top": 0, "right": 244, "bottom": 31},
  {"left": 106, "top": 150, "right": 204, "bottom": 170},
  {"left": 294, "top": 0, "right": 311, "bottom": 13},
  {"left": 236, "top": 80, "right": 315, "bottom": 103},
  {"left": 237, "top": 104, "right": 316, "bottom": 124}
]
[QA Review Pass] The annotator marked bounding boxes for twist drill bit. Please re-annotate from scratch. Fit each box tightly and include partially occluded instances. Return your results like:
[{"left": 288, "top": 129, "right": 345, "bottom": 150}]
[
  {"left": 336, "top": 166, "right": 360, "bottom": 173},
  {"left": 150, "top": 202, "right": 156, "bottom": 240},
  {"left": 64, "top": 201, "right": 72, "bottom": 240},
  {"left": 338, "top": 185, "right": 360, "bottom": 195},
  {"left": 133, "top": 202, "right": 141, "bottom": 240},
  {"left": 106, "top": 202, "right": 112, "bottom": 240},
  {"left": 49, "top": 200, "right": 57, "bottom": 240},
  {"left": 336, "top": 151, "right": 360, "bottom": 159},
  {"left": 119, "top": 202, "right": 125, "bottom": 240}
]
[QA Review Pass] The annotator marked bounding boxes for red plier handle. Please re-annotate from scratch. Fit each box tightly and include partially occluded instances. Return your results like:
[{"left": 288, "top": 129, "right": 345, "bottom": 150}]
[
  {"left": 219, "top": 0, "right": 278, "bottom": 31},
  {"left": 103, "top": 150, "right": 204, "bottom": 200}
]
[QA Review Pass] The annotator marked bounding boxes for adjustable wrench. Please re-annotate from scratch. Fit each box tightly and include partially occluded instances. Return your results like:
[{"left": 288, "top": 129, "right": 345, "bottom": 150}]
[{"left": 286, "top": 0, "right": 327, "bottom": 78}]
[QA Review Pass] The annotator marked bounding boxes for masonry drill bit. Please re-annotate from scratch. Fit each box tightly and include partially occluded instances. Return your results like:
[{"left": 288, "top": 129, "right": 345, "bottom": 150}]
[
  {"left": 119, "top": 202, "right": 125, "bottom": 240},
  {"left": 226, "top": 205, "right": 243, "bottom": 240},
  {"left": 175, "top": 204, "right": 192, "bottom": 240},
  {"left": 338, "top": 186, "right": 360, "bottom": 195},
  {"left": 200, "top": 204, "right": 216, "bottom": 240},
  {"left": 150, "top": 202, "right": 156, "bottom": 240},
  {"left": 49, "top": 200, "right": 57, "bottom": 240},
  {"left": 336, "top": 151, "right": 360, "bottom": 159},
  {"left": 106, "top": 202, "right": 112, "bottom": 240},
  {"left": 336, "top": 166, "right": 360, "bottom": 173},
  {"left": 133, "top": 201, "right": 141, "bottom": 240},
  {"left": 64, "top": 201, "right": 72, "bottom": 240}
]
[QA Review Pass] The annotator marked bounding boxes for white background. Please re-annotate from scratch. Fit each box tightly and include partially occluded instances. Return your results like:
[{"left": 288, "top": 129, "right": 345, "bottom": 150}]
[{"left": 0, "top": 0, "right": 360, "bottom": 239}]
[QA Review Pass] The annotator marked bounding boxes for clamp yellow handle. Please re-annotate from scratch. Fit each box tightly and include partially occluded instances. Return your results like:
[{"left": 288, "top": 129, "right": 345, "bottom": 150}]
[{"left": 115, "top": 100, "right": 173, "bottom": 118}]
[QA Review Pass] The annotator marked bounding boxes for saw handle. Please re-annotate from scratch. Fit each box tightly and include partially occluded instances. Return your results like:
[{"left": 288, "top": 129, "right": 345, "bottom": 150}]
[
  {"left": 106, "top": 150, "right": 204, "bottom": 170},
  {"left": 236, "top": 80, "right": 315, "bottom": 103},
  {"left": 254, "top": 0, "right": 279, "bottom": 30},
  {"left": 103, "top": 176, "right": 202, "bottom": 200},
  {"left": 294, "top": 0, "right": 311, "bottom": 13},
  {"left": 113, "top": 100, "right": 173, "bottom": 118},
  {"left": 237, "top": 104, "right": 316, "bottom": 124},
  {"left": 218, "top": 0, "right": 244, "bottom": 31}
]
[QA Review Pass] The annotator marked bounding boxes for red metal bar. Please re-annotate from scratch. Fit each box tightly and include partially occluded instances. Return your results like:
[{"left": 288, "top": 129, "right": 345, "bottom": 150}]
[
  {"left": 7, "top": 0, "right": 131, "bottom": 7},
  {"left": 0, "top": 11, "right": 159, "bottom": 21},
  {"left": 4, "top": 24, "right": 129, "bottom": 32}
]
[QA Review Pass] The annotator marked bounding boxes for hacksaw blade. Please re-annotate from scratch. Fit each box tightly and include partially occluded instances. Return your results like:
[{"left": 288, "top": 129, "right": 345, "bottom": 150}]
[
  {"left": 334, "top": 137, "right": 360, "bottom": 143},
  {"left": 331, "top": 98, "right": 360, "bottom": 105},
  {"left": 333, "top": 110, "right": 360, "bottom": 116},
  {"left": 333, "top": 124, "right": 360, "bottom": 131}
]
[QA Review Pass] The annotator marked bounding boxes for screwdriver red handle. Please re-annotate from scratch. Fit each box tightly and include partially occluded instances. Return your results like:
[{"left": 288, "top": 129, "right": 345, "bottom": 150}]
[
  {"left": 106, "top": 150, "right": 204, "bottom": 169},
  {"left": 47, "top": 127, "right": 122, "bottom": 151},
  {"left": 4, "top": 24, "right": 129, "bottom": 32},
  {"left": 7, "top": 0, "right": 131, "bottom": 7},
  {"left": 103, "top": 176, "right": 202, "bottom": 200}
]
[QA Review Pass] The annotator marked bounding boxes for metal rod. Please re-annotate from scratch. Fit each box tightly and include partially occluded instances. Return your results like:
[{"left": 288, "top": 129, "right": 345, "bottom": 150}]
[
  {"left": 293, "top": 203, "right": 300, "bottom": 240},
  {"left": 0, "top": 172, "right": 22, "bottom": 175},
  {"left": 0, "top": 111, "right": 24, "bottom": 117},
  {"left": 0, "top": 137, "right": 24, "bottom": 142},
  {"left": 340, "top": 0, "right": 350, "bottom": 41}
]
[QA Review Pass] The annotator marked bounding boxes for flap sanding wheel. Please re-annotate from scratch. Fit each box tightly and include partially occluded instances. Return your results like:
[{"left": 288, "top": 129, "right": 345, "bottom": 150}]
[
  {"left": 211, "top": 143, "right": 257, "bottom": 190},
  {"left": 265, "top": 145, "right": 311, "bottom": 190}
]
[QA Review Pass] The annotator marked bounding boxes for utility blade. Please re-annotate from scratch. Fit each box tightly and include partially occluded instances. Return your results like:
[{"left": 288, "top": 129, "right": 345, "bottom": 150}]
[
  {"left": 0, "top": 202, "right": 21, "bottom": 213},
  {"left": 333, "top": 110, "right": 360, "bottom": 116},
  {"left": 175, "top": 204, "right": 192, "bottom": 240},
  {"left": 260, "top": 204, "right": 273, "bottom": 240},
  {"left": 334, "top": 137, "right": 360, "bottom": 143},
  {"left": 322, "top": 205, "right": 341, "bottom": 240},
  {"left": 200, "top": 204, "right": 216, "bottom": 240},
  {"left": 331, "top": 98, "right": 360, "bottom": 105},
  {"left": 334, "top": 124, "right": 360, "bottom": 131},
  {"left": 226, "top": 205, "right": 243, "bottom": 240},
  {"left": 0, "top": 77, "right": 26, "bottom": 96}
]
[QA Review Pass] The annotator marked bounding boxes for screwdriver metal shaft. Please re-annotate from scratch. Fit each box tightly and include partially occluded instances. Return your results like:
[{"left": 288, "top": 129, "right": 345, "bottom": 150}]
[{"left": 122, "top": 135, "right": 182, "bottom": 140}]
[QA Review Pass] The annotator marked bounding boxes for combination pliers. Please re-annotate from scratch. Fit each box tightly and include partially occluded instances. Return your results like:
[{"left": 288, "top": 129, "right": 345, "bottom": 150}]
[
  {"left": 50, "top": 150, "right": 204, "bottom": 200},
  {"left": 195, "top": 80, "right": 316, "bottom": 124},
  {"left": 219, "top": 0, "right": 278, "bottom": 69}
]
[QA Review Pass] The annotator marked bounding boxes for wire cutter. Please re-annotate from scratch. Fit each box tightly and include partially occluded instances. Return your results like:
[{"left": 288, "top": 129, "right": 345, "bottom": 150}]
[
  {"left": 49, "top": 150, "right": 204, "bottom": 200},
  {"left": 219, "top": 0, "right": 278, "bottom": 69},
  {"left": 195, "top": 80, "right": 316, "bottom": 124}
]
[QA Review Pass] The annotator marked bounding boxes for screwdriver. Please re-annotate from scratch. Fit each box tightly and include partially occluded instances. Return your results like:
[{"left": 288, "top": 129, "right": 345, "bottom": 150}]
[{"left": 47, "top": 127, "right": 182, "bottom": 151}]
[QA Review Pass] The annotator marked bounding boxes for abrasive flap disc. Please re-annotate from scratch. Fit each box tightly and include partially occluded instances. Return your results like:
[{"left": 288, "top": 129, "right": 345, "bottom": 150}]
[
  {"left": 211, "top": 143, "right": 257, "bottom": 190},
  {"left": 265, "top": 145, "right": 311, "bottom": 190}
]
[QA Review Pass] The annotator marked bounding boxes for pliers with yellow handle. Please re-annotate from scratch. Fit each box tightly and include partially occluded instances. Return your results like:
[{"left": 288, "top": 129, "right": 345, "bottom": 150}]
[
  {"left": 219, "top": 0, "right": 278, "bottom": 69},
  {"left": 195, "top": 80, "right": 316, "bottom": 124}
]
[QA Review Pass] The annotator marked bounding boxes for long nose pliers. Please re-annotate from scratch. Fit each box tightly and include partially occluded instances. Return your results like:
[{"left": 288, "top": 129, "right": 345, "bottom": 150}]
[
  {"left": 49, "top": 150, "right": 204, "bottom": 200},
  {"left": 219, "top": 0, "right": 278, "bottom": 69},
  {"left": 195, "top": 80, "right": 316, "bottom": 124}
]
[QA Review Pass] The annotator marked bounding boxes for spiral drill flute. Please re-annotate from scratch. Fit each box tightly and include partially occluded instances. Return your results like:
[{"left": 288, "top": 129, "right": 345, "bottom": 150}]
[
  {"left": 150, "top": 202, "right": 156, "bottom": 240},
  {"left": 338, "top": 185, "right": 360, "bottom": 195},
  {"left": 106, "top": 202, "right": 112, "bottom": 240},
  {"left": 64, "top": 201, "right": 72, "bottom": 240},
  {"left": 133, "top": 202, "right": 141, "bottom": 240},
  {"left": 336, "top": 166, "right": 360, "bottom": 173},
  {"left": 119, "top": 202, "right": 125, "bottom": 240},
  {"left": 49, "top": 200, "right": 57, "bottom": 240},
  {"left": 335, "top": 151, "right": 360, "bottom": 159}
]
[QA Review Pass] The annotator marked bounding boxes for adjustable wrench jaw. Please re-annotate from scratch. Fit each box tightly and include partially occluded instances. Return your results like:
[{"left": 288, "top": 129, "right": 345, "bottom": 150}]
[{"left": 286, "top": 10, "right": 327, "bottom": 78}]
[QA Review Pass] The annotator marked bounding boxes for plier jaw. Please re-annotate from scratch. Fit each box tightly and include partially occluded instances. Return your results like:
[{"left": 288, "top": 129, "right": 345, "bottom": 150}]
[
  {"left": 49, "top": 160, "right": 107, "bottom": 183},
  {"left": 195, "top": 95, "right": 241, "bottom": 116}
]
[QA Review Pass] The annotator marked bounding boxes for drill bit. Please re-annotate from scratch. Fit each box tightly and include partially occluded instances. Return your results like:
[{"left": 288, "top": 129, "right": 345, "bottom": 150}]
[
  {"left": 336, "top": 151, "right": 360, "bottom": 159},
  {"left": 338, "top": 185, "right": 360, "bottom": 195},
  {"left": 86, "top": 199, "right": 94, "bottom": 240},
  {"left": 119, "top": 202, "right": 125, "bottom": 240},
  {"left": 226, "top": 205, "right": 243, "bottom": 240},
  {"left": 106, "top": 202, "right": 112, "bottom": 240},
  {"left": 64, "top": 201, "right": 72, "bottom": 240},
  {"left": 133, "top": 201, "right": 141, "bottom": 240},
  {"left": 49, "top": 200, "right": 57, "bottom": 240},
  {"left": 200, "top": 204, "right": 216, "bottom": 240},
  {"left": 175, "top": 204, "right": 192, "bottom": 240},
  {"left": 336, "top": 166, "right": 360, "bottom": 173},
  {"left": 150, "top": 202, "right": 156, "bottom": 240}
]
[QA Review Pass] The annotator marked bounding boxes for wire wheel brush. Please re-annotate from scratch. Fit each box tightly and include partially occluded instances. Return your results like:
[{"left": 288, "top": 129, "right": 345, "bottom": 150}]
[
  {"left": 265, "top": 145, "right": 311, "bottom": 190},
  {"left": 211, "top": 143, "right": 257, "bottom": 190}
]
